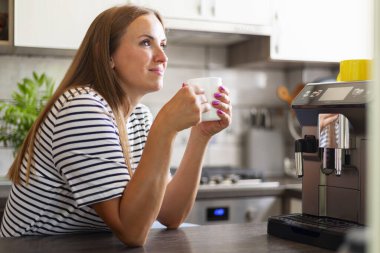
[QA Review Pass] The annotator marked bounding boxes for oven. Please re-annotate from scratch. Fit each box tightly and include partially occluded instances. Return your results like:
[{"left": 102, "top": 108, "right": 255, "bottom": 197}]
[
  {"left": 185, "top": 196, "right": 282, "bottom": 225},
  {"left": 181, "top": 166, "right": 283, "bottom": 225}
]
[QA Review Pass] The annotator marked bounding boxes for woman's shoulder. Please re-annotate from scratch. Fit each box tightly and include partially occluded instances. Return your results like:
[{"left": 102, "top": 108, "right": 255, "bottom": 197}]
[
  {"left": 129, "top": 104, "right": 153, "bottom": 129},
  {"left": 134, "top": 103, "right": 151, "bottom": 115},
  {"left": 55, "top": 86, "right": 110, "bottom": 111}
]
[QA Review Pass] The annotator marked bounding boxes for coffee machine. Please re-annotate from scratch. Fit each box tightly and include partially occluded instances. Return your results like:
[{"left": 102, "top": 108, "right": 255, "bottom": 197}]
[{"left": 268, "top": 81, "right": 368, "bottom": 250}]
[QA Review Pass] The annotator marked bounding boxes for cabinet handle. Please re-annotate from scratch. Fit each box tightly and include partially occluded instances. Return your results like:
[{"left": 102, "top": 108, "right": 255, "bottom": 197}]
[
  {"left": 211, "top": 5, "right": 215, "bottom": 17},
  {"left": 211, "top": 0, "right": 216, "bottom": 16},
  {"left": 197, "top": 3, "right": 202, "bottom": 16}
]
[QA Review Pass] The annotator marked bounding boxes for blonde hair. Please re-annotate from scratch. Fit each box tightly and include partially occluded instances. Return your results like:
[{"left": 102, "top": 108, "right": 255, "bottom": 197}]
[{"left": 8, "top": 5, "right": 164, "bottom": 184}]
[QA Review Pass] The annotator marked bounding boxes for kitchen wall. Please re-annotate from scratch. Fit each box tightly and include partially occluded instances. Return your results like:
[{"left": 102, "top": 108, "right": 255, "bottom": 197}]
[{"left": 0, "top": 44, "right": 336, "bottom": 177}]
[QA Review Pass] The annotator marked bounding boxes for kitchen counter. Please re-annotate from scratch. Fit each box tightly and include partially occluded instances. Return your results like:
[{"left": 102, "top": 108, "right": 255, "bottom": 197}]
[{"left": 0, "top": 223, "right": 333, "bottom": 253}]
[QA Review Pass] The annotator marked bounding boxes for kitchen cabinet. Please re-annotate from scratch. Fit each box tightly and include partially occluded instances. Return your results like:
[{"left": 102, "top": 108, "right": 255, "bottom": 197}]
[
  {"left": 128, "top": 0, "right": 272, "bottom": 35},
  {"left": 131, "top": 0, "right": 272, "bottom": 26},
  {"left": 212, "top": 0, "right": 273, "bottom": 27},
  {"left": 128, "top": 0, "right": 202, "bottom": 20},
  {"left": 271, "top": 0, "right": 373, "bottom": 62},
  {"left": 229, "top": 0, "right": 373, "bottom": 65},
  {"left": 0, "top": 0, "right": 12, "bottom": 47},
  {"left": 14, "top": 0, "right": 125, "bottom": 49}
]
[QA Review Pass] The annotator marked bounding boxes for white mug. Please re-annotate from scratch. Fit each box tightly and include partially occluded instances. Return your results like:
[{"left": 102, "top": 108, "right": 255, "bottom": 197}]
[{"left": 185, "top": 77, "right": 222, "bottom": 122}]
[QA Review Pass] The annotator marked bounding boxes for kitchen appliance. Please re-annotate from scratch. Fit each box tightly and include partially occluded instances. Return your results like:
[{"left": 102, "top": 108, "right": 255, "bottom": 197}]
[
  {"left": 184, "top": 167, "right": 282, "bottom": 225},
  {"left": 267, "top": 81, "right": 368, "bottom": 250}
]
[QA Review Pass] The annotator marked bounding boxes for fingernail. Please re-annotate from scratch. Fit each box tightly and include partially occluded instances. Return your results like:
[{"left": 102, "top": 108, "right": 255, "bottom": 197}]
[
  {"left": 182, "top": 83, "right": 186, "bottom": 88},
  {"left": 214, "top": 93, "right": 222, "bottom": 98},
  {"left": 219, "top": 86, "right": 225, "bottom": 92},
  {"left": 212, "top": 100, "right": 220, "bottom": 106},
  {"left": 217, "top": 109, "right": 223, "bottom": 115}
]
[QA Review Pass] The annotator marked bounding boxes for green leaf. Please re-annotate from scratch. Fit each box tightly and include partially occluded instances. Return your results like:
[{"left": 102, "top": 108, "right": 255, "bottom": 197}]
[{"left": 0, "top": 72, "right": 55, "bottom": 150}]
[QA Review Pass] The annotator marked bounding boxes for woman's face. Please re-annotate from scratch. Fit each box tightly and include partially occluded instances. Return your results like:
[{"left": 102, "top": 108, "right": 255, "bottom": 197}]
[{"left": 111, "top": 14, "right": 168, "bottom": 101}]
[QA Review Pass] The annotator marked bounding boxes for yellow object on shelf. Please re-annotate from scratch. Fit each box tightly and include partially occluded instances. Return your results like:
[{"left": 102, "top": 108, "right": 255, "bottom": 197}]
[{"left": 337, "top": 59, "right": 372, "bottom": 81}]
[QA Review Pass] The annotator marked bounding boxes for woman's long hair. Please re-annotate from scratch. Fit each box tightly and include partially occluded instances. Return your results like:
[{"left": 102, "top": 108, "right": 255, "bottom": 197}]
[{"left": 8, "top": 5, "right": 164, "bottom": 184}]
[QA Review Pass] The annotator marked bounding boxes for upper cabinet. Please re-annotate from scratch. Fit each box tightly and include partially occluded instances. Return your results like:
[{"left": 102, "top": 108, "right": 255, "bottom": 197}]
[
  {"left": 8, "top": 0, "right": 374, "bottom": 63},
  {"left": 14, "top": 0, "right": 125, "bottom": 49},
  {"left": 270, "top": 0, "right": 373, "bottom": 62},
  {"left": 129, "top": 0, "right": 273, "bottom": 35}
]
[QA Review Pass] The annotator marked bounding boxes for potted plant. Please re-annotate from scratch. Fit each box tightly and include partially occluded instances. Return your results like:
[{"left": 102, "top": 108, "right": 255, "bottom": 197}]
[{"left": 0, "top": 72, "right": 55, "bottom": 152}]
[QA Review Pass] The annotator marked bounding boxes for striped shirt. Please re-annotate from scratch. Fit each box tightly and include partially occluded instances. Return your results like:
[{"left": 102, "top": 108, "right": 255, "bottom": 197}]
[{"left": 0, "top": 86, "right": 153, "bottom": 237}]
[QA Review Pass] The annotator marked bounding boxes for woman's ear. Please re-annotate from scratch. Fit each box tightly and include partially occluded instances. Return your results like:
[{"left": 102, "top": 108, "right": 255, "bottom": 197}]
[{"left": 110, "top": 57, "right": 115, "bottom": 69}]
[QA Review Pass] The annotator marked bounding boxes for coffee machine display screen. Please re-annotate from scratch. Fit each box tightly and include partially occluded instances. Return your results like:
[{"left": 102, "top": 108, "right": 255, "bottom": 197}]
[{"left": 319, "top": 87, "right": 353, "bottom": 101}]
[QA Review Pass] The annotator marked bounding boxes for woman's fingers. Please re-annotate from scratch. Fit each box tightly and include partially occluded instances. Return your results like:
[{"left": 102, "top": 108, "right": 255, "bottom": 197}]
[
  {"left": 218, "top": 85, "right": 230, "bottom": 95},
  {"left": 211, "top": 100, "right": 231, "bottom": 114},
  {"left": 214, "top": 91, "right": 230, "bottom": 104},
  {"left": 216, "top": 108, "right": 232, "bottom": 127}
]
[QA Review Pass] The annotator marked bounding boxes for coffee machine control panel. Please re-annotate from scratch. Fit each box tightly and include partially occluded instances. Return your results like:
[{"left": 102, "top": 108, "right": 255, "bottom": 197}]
[{"left": 293, "top": 81, "right": 368, "bottom": 107}]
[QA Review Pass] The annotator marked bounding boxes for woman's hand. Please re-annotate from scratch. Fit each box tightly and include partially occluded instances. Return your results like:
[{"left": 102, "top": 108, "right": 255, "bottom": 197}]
[
  {"left": 157, "top": 85, "right": 207, "bottom": 134},
  {"left": 195, "top": 85, "right": 232, "bottom": 137}
]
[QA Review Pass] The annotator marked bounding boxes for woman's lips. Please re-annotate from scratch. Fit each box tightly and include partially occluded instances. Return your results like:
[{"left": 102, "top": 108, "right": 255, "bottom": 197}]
[{"left": 149, "top": 68, "right": 164, "bottom": 76}]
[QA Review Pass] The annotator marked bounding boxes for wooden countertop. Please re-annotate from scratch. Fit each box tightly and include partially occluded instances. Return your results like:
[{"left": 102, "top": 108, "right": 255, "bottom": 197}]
[{"left": 0, "top": 223, "right": 333, "bottom": 253}]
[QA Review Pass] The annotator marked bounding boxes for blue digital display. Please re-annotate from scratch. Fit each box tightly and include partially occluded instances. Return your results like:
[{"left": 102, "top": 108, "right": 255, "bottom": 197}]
[
  {"left": 214, "top": 208, "right": 225, "bottom": 216},
  {"left": 207, "top": 207, "right": 229, "bottom": 221}
]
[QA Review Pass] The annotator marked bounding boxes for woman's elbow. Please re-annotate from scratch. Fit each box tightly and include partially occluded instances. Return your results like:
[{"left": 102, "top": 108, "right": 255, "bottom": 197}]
[
  {"left": 117, "top": 231, "right": 148, "bottom": 247},
  {"left": 166, "top": 223, "right": 181, "bottom": 230},
  {"left": 160, "top": 216, "right": 185, "bottom": 229}
]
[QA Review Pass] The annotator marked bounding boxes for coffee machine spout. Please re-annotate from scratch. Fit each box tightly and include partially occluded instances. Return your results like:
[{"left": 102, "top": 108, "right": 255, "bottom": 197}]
[
  {"left": 319, "top": 114, "right": 353, "bottom": 176},
  {"left": 294, "top": 136, "right": 318, "bottom": 177},
  {"left": 335, "top": 149, "right": 344, "bottom": 176}
]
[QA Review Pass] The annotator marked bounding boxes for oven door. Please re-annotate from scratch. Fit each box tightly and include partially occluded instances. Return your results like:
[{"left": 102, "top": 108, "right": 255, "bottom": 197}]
[{"left": 185, "top": 197, "right": 281, "bottom": 225}]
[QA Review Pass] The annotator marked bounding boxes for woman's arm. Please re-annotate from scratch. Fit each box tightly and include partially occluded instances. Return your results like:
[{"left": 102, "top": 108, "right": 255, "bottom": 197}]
[
  {"left": 92, "top": 86, "right": 203, "bottom": 247},
  {"left": 157, "top": 85, "right": 232, "bottom": 227},
  {"left": 157, "top": 127, "right": 210, "bottom": 227}
]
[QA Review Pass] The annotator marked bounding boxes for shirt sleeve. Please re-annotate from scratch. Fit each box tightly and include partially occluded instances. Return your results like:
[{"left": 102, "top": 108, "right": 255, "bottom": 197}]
[
  {"left": 139, "top": 104, "right": 153, "bottom": 135},
  {"left": 52, "top": 94, "right": 130, "bottom": 208}
]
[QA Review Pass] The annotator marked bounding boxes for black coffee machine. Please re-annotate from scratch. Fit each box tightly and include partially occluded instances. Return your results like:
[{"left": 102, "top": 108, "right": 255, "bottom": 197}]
[{"left": 268, "top": 81, "right": 368, "bottom": 250}]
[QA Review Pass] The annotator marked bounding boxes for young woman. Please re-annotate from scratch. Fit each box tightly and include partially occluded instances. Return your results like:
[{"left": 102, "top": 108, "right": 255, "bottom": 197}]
[{"left": 0, "top": 5, "right": 231, "bottom": 246}]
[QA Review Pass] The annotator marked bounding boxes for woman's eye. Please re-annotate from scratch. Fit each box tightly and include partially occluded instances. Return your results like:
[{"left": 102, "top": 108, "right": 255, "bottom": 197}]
[
  {"left": 141, "top": 40, "right": 151, "bottom": 47},
  {"left": 161, "top": 43, "right": 167, "bottom": 50}
]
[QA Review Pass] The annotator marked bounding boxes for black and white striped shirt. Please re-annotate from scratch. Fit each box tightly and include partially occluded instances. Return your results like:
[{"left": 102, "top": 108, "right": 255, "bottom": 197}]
[{"left": 0, "top": 87, "right": 153, "bottom": 237}]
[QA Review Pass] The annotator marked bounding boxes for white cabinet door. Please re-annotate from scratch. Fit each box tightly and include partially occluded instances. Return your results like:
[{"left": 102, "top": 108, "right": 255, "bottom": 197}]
[
  {"left": 212, "top": 0, "right": 273, "bottom": 26},
  {"left": 129, "top": 0, "right": 202, "bottom": 20},
  {"left": 271, "top": 0, "right": 373, "bottom": 62},
  {"left": 128, "top": 0, "right": 272, "bottom": 35},
  {"left": 14, "top": 0, "right": 126, "bottom": 49}
]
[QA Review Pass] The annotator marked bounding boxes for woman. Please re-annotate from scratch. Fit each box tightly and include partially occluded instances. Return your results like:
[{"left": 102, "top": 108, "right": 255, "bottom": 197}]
[{"left": 0, "top": 4, "right": 231, "bottom": 246}]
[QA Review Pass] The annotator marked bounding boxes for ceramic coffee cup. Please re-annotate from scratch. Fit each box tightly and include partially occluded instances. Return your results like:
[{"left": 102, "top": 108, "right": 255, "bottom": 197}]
[{"left": 185, "top": 77, "right": 222, "bottom": 122}]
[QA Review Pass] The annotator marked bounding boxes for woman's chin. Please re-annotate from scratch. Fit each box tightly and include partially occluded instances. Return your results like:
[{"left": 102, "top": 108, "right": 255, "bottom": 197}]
[{"left": 154, "top": 81, "right": 164, "bottom": 91}]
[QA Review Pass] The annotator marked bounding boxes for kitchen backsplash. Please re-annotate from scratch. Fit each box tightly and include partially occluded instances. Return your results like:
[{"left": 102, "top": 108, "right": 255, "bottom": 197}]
[{"left": 0, "top": 44, "right": 336, "bottom": 177}]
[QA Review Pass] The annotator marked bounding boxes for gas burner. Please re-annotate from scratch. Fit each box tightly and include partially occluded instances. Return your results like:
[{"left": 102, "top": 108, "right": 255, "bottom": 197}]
[{"left": 199, "top": 166, "right": 262, "bottom": 185}]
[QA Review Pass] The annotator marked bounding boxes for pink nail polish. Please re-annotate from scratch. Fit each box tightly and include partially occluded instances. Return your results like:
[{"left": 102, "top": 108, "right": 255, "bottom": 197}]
[
  {"left": 219, "top": 86, "right": 225, "bottom": 92},
  {"left": 217, "top": 109, "right": 223, "bottom": 115},
  {"left": 212, "top": 100, "right": 220, "bottom": 105},
  {"left": 214, "top": 93, "right": 222, "bottom": 98}
]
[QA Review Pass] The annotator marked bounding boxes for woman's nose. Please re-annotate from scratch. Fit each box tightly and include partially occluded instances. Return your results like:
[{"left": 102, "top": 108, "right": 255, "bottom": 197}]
[{"left": 154, "top": 47, "right": 168, "bottom": 63}]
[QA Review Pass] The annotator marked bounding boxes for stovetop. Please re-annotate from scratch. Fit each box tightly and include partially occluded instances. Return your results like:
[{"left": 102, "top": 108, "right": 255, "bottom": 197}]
[{"left": 199, "top": 166, "right": 263, "bottom": 185}]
